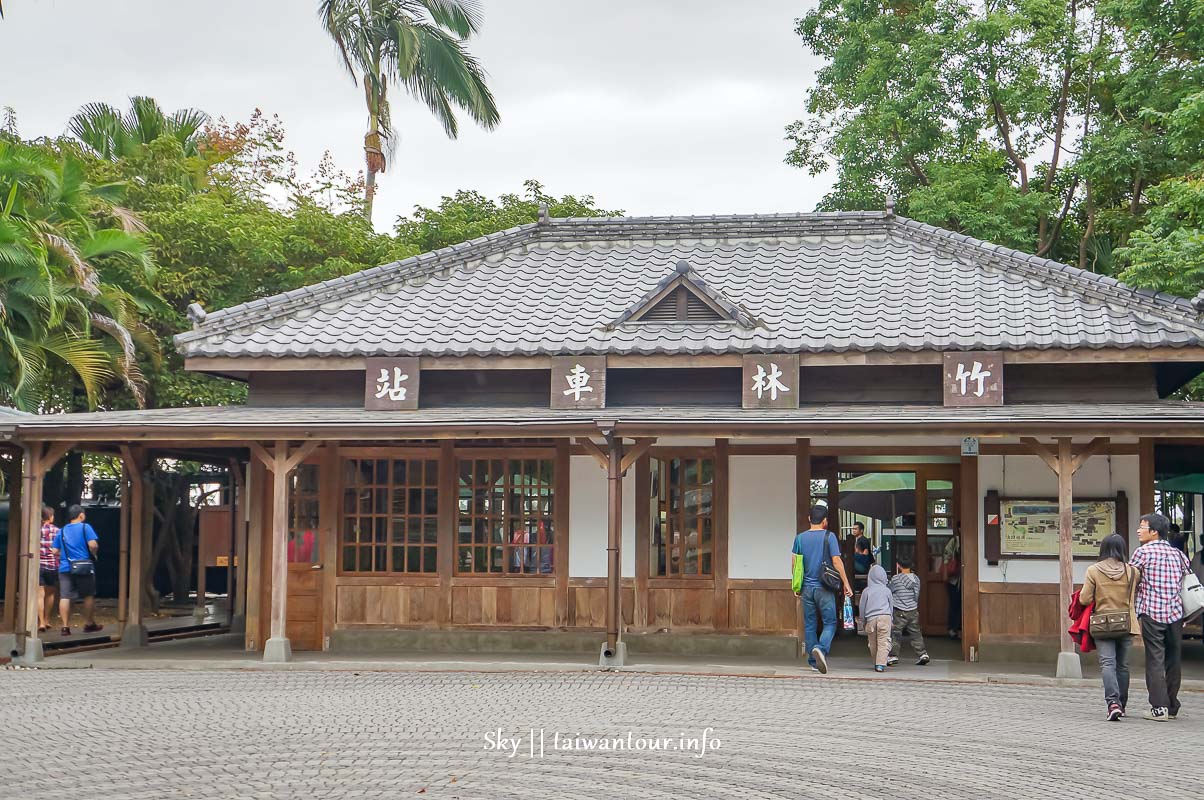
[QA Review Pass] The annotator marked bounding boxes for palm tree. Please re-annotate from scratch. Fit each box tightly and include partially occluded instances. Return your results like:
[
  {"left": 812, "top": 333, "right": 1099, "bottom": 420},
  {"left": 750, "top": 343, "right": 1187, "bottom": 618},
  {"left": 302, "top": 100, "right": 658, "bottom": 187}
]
[
  {"left": 68, "top": 96, "right": 210, "bottom": 161},
  {"left": 0, "top": 139, "right": 157, "bottom": 409},
  {"left": 318, "top": 0, "right": 500, "bottom": 221}
]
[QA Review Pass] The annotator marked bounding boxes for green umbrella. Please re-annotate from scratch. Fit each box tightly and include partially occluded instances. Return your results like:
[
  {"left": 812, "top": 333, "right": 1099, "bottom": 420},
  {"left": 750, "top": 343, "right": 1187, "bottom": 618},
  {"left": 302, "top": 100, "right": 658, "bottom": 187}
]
[{"left": 839, "top": 472, "right": 952, "bottom": 492}]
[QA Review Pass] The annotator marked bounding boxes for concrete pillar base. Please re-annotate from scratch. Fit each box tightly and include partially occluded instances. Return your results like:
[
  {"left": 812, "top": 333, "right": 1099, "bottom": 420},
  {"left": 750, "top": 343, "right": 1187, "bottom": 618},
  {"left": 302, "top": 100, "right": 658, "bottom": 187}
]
[
  {"left": 230, "top": 613, "right": 246, "bottom": 634},
  {"left": 119, "top": 622, "right": 149, "bottom": 648},
  {"left": 14, "top": 636, "right": 44, "bottom": 665},
  {"left": 192, "top": 606, "right": 206, "bottom": 619},
  {"left": 263, "top": 636, "right": 292, "bottom": 663},
  {"left": 1055, "top": 650, "right": 1083, "bottom": 679},
  {"left": 598, "top": 640, "right": 628, "bottom": 668},
  {"left": 1, "top": 632, "right": 22, "bottom": 660}
]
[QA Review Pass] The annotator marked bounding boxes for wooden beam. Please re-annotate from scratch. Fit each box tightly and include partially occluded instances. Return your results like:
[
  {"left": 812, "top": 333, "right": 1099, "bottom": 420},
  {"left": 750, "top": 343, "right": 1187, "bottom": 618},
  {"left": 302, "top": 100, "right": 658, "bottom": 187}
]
[
  {"left": 1020, "top": 437, "right": 1061, "bottom": 475},
  {"left": 1056, "top": 438, "right": 1075, "bottom": 656},
  {"left": 317, "top": 444, "right": 338, "bottom": 649},
  {"left": 575, "top": 437, "right": 609, "bottom": 471},
  {"left": 247, "top": 441, "right": 273, "bottom": 470},
  {"left": 554, "top": 439, "right": 571, "bottom": 627},
  {"left": 123, "top": 446, "right": 147, "bottom": 643},
  {"left": 267, "top": 440, "right": 289, "bottom": 654},
  {"left": 18, "top": 446, "right": 42, "bottom": 650},
  {"left": 283, "top": 439, "right": 322, "bottom": 473},
  {"left": 712, "top": 439, "right": 730, "bottom": 631},
  {"left": 620, "top": 438, "right": 656, "bottom": 474},
  {"left": 1069, "top": 436, "right": 1110, "bottom": 475}
]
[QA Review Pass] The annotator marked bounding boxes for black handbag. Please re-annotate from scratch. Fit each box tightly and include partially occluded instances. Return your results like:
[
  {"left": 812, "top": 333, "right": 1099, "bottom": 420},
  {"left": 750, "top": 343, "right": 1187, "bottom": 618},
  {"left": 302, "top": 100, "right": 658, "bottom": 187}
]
[
  {"left": 821, "top": 534, "right": 844, "bottom": 593},
  {"left": 1089, "top": 565, "right": 1133, "bottom": 639}
]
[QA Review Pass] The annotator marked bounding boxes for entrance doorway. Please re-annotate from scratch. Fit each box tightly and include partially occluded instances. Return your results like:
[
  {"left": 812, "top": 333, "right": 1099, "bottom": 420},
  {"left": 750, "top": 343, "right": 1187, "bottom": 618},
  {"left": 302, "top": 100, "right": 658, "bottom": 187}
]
[
  {"left": 837, "top": 464, "right": 960, "bottom": 638},
  {"left": 285, "top": 463, "right": 323, "bottom": 651}
]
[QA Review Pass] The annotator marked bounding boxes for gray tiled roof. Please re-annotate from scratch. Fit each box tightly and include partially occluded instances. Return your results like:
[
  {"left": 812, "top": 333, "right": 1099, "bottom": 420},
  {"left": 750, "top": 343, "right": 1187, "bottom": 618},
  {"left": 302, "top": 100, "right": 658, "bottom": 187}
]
[
  {"left": 174, "top": 212, "right": 1204, "bottom": 359},
  {"left": 17, "top": 402, "right": 1204, "bottom": 439}
]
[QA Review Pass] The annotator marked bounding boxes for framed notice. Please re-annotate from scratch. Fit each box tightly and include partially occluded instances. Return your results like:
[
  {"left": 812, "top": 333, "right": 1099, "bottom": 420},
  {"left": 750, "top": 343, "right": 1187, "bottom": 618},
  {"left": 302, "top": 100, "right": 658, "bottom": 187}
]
[{"left": 983, "top": 490, "right": 1127, "bottom": 563}]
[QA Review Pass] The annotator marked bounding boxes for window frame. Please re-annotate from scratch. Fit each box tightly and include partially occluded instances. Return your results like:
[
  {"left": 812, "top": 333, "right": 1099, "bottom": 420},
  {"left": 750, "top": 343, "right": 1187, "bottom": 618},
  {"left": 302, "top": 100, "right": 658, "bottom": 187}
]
[
  {"left": 338, "top": 456, "right": 441, "bottom": 576},
  {"left": 649, "top": 450, "right": 717, "bottom": 579},
  {"left": 455, "top": 454, "right": 557, "bottom": 577}
]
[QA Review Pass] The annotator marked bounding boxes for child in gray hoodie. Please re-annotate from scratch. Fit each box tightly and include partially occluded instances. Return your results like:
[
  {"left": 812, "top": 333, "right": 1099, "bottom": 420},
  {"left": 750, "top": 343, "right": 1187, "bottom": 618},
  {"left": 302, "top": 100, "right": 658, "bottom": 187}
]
[{"left": 859, "top": 564, "right": 894, "bottom": 673}]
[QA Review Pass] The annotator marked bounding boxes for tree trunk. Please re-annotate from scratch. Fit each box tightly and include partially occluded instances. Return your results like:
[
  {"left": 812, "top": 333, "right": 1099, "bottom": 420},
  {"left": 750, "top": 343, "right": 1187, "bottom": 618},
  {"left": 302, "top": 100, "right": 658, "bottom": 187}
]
[{"left": 365, "top": 167, "right": 377, "bottom": 222}]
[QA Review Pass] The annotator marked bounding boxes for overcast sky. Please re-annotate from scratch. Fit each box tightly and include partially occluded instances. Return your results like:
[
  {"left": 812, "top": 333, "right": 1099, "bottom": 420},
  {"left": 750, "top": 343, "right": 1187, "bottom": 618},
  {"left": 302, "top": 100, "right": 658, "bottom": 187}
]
[{"left": 0, "top": 0, "right": 831, "bottom": 230}]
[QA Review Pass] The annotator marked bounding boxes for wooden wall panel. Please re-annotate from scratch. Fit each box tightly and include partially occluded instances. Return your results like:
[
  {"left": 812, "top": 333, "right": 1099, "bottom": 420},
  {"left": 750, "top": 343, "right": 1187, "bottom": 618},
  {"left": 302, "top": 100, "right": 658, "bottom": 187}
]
[
  {"left": 726, "top": 588, "right": 797, "bottom": 633},
  {"left": 570, "top": 585, "right": 634, "bottom": 629},
  {"left": 648, "top": 587, "right": 714, "bottom": 628},
  {"left": 978, "top": 583, "right": 1059, "bottom": 639},
  {"left": 335, "top": 584, "right": 441, "bottom": 626},
  {"left": 450, "top": 585, "right": 557, "bottom": 626}
]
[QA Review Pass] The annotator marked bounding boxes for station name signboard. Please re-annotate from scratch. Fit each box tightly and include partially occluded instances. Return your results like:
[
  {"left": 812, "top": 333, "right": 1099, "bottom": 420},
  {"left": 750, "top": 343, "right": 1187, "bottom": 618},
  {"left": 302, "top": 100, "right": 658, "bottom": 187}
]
[
  {"left": 550, "top": 356, "right": 606, "bottom": 409},
  {"left": 742, "top": 354, "right": 800, "bottom": 409},
  {"left": 364, "top": 357, "right": 420, "bottom": 410},
  {"left": 943, "top": 351, "right": 1003, "bottom": 407}
]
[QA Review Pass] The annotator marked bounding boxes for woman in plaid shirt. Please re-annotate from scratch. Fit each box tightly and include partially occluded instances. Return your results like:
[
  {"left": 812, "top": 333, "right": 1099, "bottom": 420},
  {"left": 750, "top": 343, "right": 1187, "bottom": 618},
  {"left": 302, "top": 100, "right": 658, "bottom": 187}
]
[
  {"left": 38, "top": 506, "right": 59, "bottom": 633},
  {"left": 1130, "top": 512, "right": 1192, "bottom": 722}
]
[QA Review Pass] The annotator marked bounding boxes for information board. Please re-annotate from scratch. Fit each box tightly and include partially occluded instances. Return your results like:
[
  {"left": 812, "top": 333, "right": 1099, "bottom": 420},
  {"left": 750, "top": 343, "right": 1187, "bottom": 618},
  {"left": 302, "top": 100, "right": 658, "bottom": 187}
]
[{"left": 1000, "top": 500, "right": 1116, "bottom": 557}]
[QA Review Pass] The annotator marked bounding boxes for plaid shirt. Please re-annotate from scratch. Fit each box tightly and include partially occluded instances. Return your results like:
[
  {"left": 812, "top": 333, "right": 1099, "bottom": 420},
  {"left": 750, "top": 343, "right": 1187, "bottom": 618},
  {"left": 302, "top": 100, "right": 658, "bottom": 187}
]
[
  {"left": 39, "top": 522, "right": 59, "bottom": 571},
  {"left": 1131, "top": 539, "right": 1191, "bottom": 623}
]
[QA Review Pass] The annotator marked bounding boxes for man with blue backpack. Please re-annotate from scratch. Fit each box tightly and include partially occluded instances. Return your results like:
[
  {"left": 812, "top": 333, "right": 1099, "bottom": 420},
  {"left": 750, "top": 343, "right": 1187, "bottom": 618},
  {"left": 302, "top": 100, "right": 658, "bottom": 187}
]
[
  {"left": 791, "top": 504, "right": 853, "bottom": 673},
  {"left": 51, "top": 504, "right": 103, "bottom": 636}
]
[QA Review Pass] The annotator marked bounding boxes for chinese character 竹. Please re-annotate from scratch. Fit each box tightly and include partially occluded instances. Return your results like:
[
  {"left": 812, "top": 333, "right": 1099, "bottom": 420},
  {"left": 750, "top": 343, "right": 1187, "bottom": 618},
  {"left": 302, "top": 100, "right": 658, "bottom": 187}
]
[{"left": 954, "top": 361, "right": 992, "bottom": 397}]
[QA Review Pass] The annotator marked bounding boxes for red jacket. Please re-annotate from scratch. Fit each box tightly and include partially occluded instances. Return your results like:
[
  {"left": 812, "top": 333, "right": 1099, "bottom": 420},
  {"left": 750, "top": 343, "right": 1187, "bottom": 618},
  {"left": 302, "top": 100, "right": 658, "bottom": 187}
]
[{"left": 1068, "top": 588, "right": 1095, "bottom": 654}]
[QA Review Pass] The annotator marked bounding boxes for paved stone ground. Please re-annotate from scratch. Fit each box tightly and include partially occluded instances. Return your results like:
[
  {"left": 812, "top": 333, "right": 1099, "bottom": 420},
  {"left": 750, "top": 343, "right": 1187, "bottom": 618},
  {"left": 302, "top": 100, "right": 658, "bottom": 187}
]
[{"left": 1, "top": 668, "right": 1200, "bottom": 799}]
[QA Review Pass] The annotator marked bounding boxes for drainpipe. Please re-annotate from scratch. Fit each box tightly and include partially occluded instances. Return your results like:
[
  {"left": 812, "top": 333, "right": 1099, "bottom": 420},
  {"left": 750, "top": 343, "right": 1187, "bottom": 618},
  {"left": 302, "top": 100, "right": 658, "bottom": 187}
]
[{"left": 603, "top": 429, "right": 622, "bottom": 658}]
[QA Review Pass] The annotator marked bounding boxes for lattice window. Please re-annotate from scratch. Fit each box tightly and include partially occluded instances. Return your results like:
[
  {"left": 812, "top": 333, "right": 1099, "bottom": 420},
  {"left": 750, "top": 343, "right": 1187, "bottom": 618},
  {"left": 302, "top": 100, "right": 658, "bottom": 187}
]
[
  {"left": 340, "top": 458, "right": 439, "bottom": 574},
  {"left": 287, "top": 464, "right": 321, "bottom": 564},
  {"left": 651, "top": 456, "right": 715, "bottom": 576},
  {"left": 457, "top": 458, "right": 555, "bottom": 575}
]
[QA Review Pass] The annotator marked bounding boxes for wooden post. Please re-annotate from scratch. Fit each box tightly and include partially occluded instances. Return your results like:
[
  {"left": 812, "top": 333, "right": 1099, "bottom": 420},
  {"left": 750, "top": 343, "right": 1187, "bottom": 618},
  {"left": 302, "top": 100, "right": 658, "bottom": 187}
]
[
  {"left": 1138, "top": 437, "right": 1155, "bottom": 516},
  {"left": 268, "top": 441, "right": 290, "bottom": 661},
  {"left": 1020, "top": 436, "right": 1108, "bottom": 677},
  {"left": 318, "top": 444, "right": 339, "bottom": 649},
  {"left": 244, "top": 458, "right": 265, "bottom": 650},
  {"left": 712, "top": 439, "right": 730, "bottom": 631},
  {"left": 604, "top": 433, "right": 623, "bottom": 660},
  {"left": 634, "top": 455, "right": 651, "bottom": 629},
  {"left": 119, "top": 445, "right": 148, "bottom": 648},
  {"left": 553, "top": 439, "right": 571, "bottom": 627},
  {"left": 795, "top": 438, "right": 811, "bottom": 659},
  {"left": 1056, "top": 438, "right": 1075, "bottom": 658},
  {"left": 233, "top": 460, "right": 248, "bottom": 632},
  {"left": 117, "top": 465, "right": 130, "bottom": 628},
  {"left": 436, "top": 441, "right": 455, "bottom": 627},
  {"left": 15, "top": 441, "right": 71, "bottom": 662},
  {"left": 2, "top": 447, "right": 22, "bottom": 635},
  {"left": 959, "top": 454, "right": 980, "bottom": 661},
  {"left": 225, "top": 462, "right": 238, "bottom": 626}
]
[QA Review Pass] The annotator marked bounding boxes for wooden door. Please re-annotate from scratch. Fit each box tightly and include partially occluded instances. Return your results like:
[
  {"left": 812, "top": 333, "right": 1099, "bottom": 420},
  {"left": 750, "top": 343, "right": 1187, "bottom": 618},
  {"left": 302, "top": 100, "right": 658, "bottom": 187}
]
[
  {"left": 286, "top": 564, "right": 324, "bottom": 650},
  {"left": 917, "top": 466, "right": 959, "bottom": 636},
  {"left": 285, "top": 463, "right": 324, "bottom": 651}
]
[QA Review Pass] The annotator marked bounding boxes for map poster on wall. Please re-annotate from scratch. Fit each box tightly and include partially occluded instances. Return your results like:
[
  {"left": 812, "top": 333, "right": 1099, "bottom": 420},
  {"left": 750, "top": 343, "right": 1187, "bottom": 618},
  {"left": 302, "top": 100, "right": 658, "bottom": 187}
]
[{"left": 1000, "top": 500, "right": 1116, "bottom": 557}]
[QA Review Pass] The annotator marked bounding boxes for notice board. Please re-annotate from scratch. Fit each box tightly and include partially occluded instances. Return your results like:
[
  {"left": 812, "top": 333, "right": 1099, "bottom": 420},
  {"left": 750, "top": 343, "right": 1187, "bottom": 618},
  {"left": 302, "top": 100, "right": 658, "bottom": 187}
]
[{"left": 984, "top": 490, "right": 1127, "bottom": 563}]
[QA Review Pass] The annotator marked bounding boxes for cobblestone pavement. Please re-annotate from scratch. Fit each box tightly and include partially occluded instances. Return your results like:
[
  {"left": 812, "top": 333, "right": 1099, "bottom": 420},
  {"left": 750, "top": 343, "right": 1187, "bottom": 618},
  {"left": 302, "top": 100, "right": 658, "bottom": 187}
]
[{"left": 1, "top": 668, "right": 1200, "bottom": 799}]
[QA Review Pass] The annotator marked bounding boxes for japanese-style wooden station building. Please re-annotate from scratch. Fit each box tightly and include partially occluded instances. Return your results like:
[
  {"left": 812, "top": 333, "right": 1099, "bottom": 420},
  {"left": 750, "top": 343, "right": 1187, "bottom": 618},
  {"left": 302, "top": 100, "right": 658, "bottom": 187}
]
[{"left": 6, "top": 207, "right": 1204, "bottom": 674}]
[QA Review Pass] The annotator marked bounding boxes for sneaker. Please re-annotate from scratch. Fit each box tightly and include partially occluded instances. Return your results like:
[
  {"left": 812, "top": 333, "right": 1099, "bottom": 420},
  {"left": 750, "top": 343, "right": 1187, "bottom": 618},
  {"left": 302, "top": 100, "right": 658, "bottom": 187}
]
[
  {"left": 917, "top": 653, "right": 930, "bottom": 666},
  {"left": 811, "top": 647, "right": 828, "bottom": 674},
  {"left": 60, "top": 627, "right": 71, "bottom": 636},
  {"left": 83, "top": 623, "right": 103, "bottom": 634},
  {"left": 1107, "top": 704, "right": 1122, "bottom": 722},
  {"left": 1143, "top": 707, "right": 1170, "bottom": 722},
  {"left": 874, "top": 665, "right": 885, "bottom": 673},
  {"left": 886, "top": 656, "right": 899, "bottom": 667},
  {"left": 810, "top": 666, "right": 820, "bottom": 673},
  {"left": 1169, "top": 710, "right": 1180, "bottom": 721}
]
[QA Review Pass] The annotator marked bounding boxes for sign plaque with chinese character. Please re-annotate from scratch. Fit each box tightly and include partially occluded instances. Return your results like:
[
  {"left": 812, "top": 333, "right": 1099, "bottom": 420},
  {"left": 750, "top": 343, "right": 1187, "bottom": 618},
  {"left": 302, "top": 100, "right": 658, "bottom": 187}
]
[
  {"left": 943, "top": 352, "right": 1003, "bottom": 407},
  {"left": 742, "top": 354, "right": 800, "bottom": 409},
  {"left": 364, "top": 357, "right": 420, "bottom": 410},
  {"left": 550, "top": 356, "right": 606, "bottom": 409}
]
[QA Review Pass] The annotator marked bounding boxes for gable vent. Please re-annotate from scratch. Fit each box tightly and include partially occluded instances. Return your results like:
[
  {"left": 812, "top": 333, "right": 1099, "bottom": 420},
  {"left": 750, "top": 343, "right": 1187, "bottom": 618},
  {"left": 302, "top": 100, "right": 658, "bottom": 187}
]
[{"left": 639, "top": 287, "right": 725, "bottom": 323}]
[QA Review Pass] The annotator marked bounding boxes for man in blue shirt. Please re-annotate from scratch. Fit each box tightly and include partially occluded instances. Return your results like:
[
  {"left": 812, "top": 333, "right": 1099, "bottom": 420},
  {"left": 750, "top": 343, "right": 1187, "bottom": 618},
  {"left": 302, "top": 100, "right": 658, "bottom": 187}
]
[
  {"left": 51, "top": 504, "right": 102, "bottom": 636},
  {"left": 791, "top": 504, "right": 853, "bottom": 673}
]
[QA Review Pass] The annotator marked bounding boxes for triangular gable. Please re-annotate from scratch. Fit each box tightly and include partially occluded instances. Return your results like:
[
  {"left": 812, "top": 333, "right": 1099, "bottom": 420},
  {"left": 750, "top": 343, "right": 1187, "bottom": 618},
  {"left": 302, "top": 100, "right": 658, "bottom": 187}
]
[{"left": 612, "top": 260, "right": 755, "bottom": 327}]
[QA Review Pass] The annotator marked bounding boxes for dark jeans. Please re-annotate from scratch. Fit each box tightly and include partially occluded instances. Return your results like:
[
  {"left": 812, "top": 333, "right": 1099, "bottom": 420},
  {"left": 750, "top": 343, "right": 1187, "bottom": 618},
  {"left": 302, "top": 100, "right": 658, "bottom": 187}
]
[
  {"left": 1139, "top": 615, "right": 1183, "bottom": 713},
  {"left": 946, "top": 581, "right": 962, "bottom": 634},
  {"left": 802, "top": 584, "right": 837, "bottom": 665},
  {"left": 1094, "top": 635, "right": 1132, "bottom": 710}
]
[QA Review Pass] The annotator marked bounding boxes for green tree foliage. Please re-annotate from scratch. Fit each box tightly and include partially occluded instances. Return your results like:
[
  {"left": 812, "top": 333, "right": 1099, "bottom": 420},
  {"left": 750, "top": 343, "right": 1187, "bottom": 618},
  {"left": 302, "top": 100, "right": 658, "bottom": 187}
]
[
  {"left": 318, "top": 0, "right": 500, "bottom": 221},
  {"left": 0, "top": 137, "right": 157, "bottom": 410},
  {"left": 69, "top": 96, "right": 210, "bottom": 161},
  {"left": 396, "top": 179, "right": 621, "bottom": 250},
  {"left": 787, "top": 0, "right": 1204, "bottom": 279}
]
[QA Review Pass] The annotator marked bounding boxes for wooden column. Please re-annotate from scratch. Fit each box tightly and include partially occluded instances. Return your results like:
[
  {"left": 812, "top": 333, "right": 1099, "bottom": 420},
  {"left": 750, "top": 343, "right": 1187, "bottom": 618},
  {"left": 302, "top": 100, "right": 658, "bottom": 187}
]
[
  {"left": 233, "top": 460, "right": 249, "bottom": 630},
  {"left": 959, "top": 454, "right": 980, "bottom": 661},
  {"left": 2, "top": 447, "right": 23, "bottom": 634},
  {"left": 436, "top": 441, "right": 456, "bottom": 627},
  {"left": 553, "top": 439, "right": 571, "bottom": 627},
  {"left": 249, "top": 439, "right": 321, "bottom": 662},
  {"left": 318, "top": 444, "right": 339, "bottom": 649},
  {"left": 712, "top": 439, "right": 730, "bottom": 631},
  {"left": 116, "top": 465, "right": 130, "bottom": 628},
  {"left": 1138, "top": 437, "right": 1155, "bottom": 516},
  {"left": 1021, "top": 436, "right": 1108, "bottom": 676},
  {"left": 16, "top": 441, "right": 72, "bottom": 661},
  {"left": 244, "top": 458, "right": 265, "bottom": 650},
  {"left": 634, "top": 455, "right": 651, "bottom": 629},
  {"left": 604, "top": 434, "right": 623, "bottom": 657},
  {"left": 794, "top": 438, "right": 811, "bottom": 659},
  {"left": 119, "top": 445, "right": 149, "bottom": 647}
]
